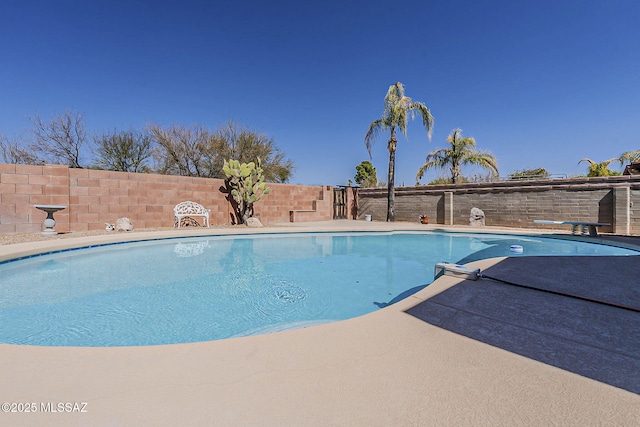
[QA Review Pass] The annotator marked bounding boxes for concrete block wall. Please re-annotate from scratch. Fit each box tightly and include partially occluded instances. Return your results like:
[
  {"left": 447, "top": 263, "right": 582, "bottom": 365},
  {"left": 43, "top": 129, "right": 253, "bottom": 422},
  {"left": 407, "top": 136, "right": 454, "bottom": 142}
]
[
  {"left": 264, "top": 184, "right": 333, "bottom": 223},
  {"left": 358, "top": 176, "right": 640, "bottom": 235},
  {"left": 67, "top": 168, "right": 231, "bottom": 231},
  {"left": 0, "top": 164, "right": 71, "bottom": 234},
  {"left": 0, "top": 164, "right": 333, "bottom": 234},
  {"left": 399, "top": 193, "right": 443, "bottom": 224},
  {"left": 451, "top": 187, "right": 614, "bottom": 231},
  {"left": 631, "top": 188, "right": 640, "bottom": 234}
]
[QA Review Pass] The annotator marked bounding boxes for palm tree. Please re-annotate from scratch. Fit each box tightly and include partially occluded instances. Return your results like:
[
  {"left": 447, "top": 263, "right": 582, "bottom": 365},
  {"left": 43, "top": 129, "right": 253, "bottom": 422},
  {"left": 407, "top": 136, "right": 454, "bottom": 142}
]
[
  {"left": 416, "top": 128, "right": 498, "bottom": 184},
  {"left": 578, "top": 158, "right": 620, "bottom": 177},
  {"left": 365, "top": 82, "right": 434, "bottom": 221}
]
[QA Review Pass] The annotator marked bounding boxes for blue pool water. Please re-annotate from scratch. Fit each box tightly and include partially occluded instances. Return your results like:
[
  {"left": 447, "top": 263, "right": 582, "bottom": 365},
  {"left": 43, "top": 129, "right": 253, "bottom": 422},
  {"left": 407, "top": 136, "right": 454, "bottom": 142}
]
[{"left": 0, "top": 231, "right": 636, "bottom": 346}]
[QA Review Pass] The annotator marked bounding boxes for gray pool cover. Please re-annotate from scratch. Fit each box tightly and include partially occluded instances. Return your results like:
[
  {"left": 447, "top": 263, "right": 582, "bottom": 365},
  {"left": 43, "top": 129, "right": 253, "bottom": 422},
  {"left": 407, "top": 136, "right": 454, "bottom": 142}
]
[{"left": 406, "top": 256, "right": 640, "bottom": 394}]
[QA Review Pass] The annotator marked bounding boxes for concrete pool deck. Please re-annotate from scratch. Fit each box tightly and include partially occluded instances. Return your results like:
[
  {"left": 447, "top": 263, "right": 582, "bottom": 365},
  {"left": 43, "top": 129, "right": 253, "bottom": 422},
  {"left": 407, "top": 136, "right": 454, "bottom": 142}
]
[{"left": 1, "top": 221, "right": 639, "bottom": 426}]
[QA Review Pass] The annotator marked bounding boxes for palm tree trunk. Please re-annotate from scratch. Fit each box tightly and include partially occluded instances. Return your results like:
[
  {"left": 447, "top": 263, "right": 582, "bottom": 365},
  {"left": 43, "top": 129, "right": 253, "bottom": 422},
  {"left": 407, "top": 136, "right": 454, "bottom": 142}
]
[
  {"left": 387, "top": 151, "right": 395, "bottom": 221},
  {"left": 387, "top": 133, "right": 397, "bottom": 222},
  {"left": 451, "top": 162, "right": 460, "bottom": 184}
]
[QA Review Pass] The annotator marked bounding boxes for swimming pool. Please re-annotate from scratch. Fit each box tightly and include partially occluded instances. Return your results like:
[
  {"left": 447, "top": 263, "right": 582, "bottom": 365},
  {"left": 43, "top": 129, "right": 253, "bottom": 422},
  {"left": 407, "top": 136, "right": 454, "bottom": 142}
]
[{"left": 0, "top": 231, "right": 636, "bottom": 346}]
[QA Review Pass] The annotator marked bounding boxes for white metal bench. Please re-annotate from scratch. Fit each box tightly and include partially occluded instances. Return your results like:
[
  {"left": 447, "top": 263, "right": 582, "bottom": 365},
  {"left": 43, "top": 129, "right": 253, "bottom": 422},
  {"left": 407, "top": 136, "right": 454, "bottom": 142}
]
[
  {"left": 533, "top": 220, "right": 610, "bottom": 237},
  {"left": 173, "top": 201, "right": 210, "bottom": 228}
]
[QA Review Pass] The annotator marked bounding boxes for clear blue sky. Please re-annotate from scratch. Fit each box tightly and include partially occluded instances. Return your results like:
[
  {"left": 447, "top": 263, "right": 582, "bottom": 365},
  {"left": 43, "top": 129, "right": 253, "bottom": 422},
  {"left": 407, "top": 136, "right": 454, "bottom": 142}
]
[{"left": 1, "top": 0, "right": 639, "bottom": 185}]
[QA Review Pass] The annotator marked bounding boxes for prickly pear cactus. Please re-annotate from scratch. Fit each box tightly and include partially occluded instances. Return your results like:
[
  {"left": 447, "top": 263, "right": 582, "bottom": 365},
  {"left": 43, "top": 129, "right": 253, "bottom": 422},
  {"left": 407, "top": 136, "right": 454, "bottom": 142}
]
[{"left": 223, "top": 158, "right": 271, "bottom": 224}]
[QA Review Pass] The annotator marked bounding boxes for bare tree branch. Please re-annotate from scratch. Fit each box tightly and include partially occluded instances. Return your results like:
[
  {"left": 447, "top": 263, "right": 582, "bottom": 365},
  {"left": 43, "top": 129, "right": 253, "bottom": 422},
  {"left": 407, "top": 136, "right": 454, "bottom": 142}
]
[
  {"left": 0, "top": 134, "right": 45, "bottom": 165},
  {"left": 30, "top": 111, "right": 87, "bottom": 167}
]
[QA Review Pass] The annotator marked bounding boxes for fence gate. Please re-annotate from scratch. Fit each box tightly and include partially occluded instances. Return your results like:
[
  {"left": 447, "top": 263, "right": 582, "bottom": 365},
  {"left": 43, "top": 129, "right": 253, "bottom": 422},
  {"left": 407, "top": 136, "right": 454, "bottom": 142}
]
[{"left": 333, "top": 187, "right": 347, "bottom": 219}]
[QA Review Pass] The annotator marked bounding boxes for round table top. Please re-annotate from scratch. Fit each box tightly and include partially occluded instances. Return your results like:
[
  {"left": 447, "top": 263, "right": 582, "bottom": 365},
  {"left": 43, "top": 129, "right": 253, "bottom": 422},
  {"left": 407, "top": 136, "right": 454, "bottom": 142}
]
[{"left": 33, "top": 205, "right": 68, "bottom": 211}]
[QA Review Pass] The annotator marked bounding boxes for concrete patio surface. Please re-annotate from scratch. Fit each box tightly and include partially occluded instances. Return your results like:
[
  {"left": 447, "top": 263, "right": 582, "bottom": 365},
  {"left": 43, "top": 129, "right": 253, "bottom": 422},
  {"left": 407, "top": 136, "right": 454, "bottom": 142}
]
[{"left": 0, "top": 221, "right": 639, "bottom": 426}]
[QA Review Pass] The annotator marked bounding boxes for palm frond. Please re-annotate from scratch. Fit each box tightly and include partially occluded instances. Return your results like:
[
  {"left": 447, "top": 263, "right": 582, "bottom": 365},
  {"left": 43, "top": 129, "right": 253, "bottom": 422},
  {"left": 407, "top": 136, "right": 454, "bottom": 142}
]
[
  {"left": 410, "top": 102, "right": 434, "bottom": 140},
  {"left": 578, "top": 158, "right": 596, "bottom": 166},
  {"left": 385, "top": 82, "right": 405, "bottom": 103},
  {"left": 424, "top": 148, "right": 449, "bottom": 163},
  {"left": 364, "top": 119, "right": 385, "bottom": 157},
  {"left": 618, "top": 150, "right": 640, "bottom": 164},
  {"left": 415, "top": 164, "right": 429, "bottom": 181},
  {"left": 462, "top": 151, "right": 499, "bottom": 176},
  {"left": 416, "top": 149, "right": 448, "bottom": 180},
  {"left": 392, "top": 104, "right": 410, "bottom": 138}
]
